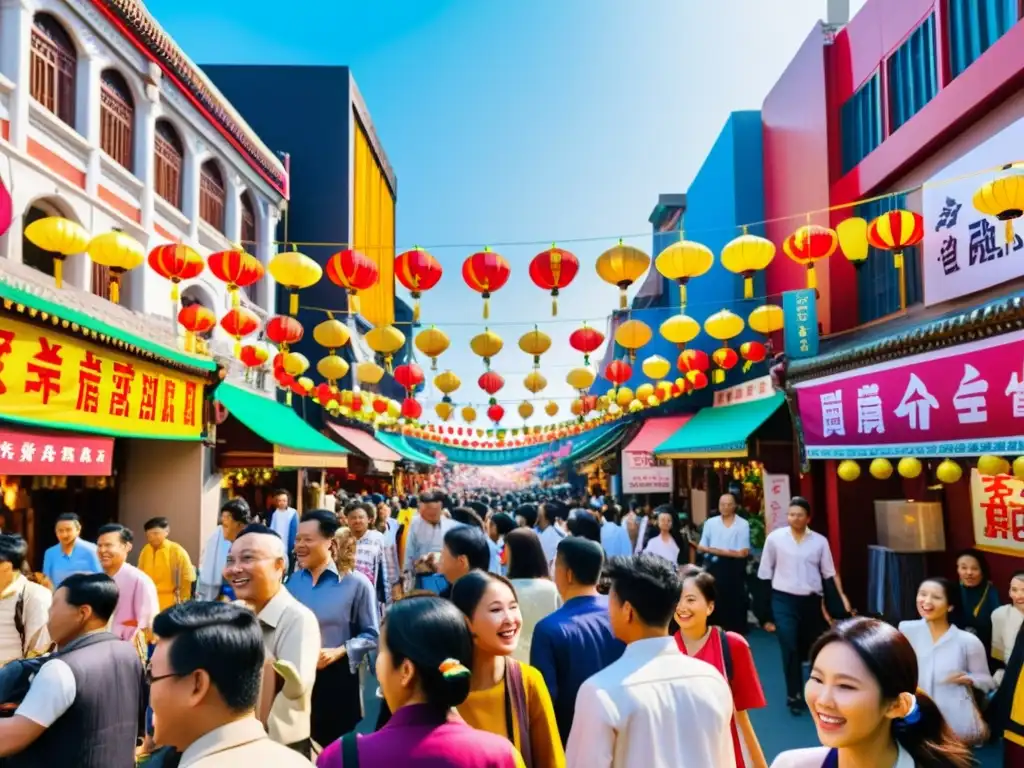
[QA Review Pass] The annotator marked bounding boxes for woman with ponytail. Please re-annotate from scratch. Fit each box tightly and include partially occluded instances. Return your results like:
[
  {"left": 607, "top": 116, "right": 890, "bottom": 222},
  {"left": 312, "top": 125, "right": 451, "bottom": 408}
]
[
  {"left": 317, "top": 593, "right": 525, "bottom": 767},
  {"left": 771, "top": 617, "right": 973, "bottom": 768}
]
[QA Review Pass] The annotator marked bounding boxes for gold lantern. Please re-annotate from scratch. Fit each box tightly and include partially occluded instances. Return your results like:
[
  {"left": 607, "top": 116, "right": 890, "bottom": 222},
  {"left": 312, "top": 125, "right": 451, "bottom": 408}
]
[
  {"left": 570, "top": 398, "right": 584, "bottom": 417},
  {"left": 365, "top": 325, "right": 406, "bottom": 372},
  {"left": 636, "top": 382, "right": 655, "bottom": 401},
  {"left": 356, "top": 361, "right": 385, "bottom": 385},
  {"left": 836, "top": 217, "right": 869, "bottom": 268},
  {"left": 897, "top": 457, "right": 922, "bottom": 479},
  {"left": 435, "top": 402, "right": 454, "bottom": 421},
  {"left": 434, "top": 370, "right": 461, "bottom": 396},
  {"left": 518, "top": 327, "right": 552, "bottom": 368},
  {"left": 317, "top": 354, "right": 350, "bottom": 385},
  {"left": 641, "top": 355, "right": 670, "bottom": 381},
  {"left": 748, "top": 304, "right": 784, "bottom": 335},
  {"left": 655, "top": 237, "right": 714, "bottom": 308},
  {"left": 566, "top": 367, "right": 596, "bottom": 392},
  {"left": 297, "top": 377, "right": 314, "bottom": 395},
  {"left": 596, "top": 239, "right": 651, "bottom": 309},
  {"left": 524, "top": 371, "right": 548, "bottom": 394},
  {"left": 978, "top": 455, "right": 1011, "bottom": 476},
  {"left": 544, "top": 401, "right": 558, "bottom": 418},
  {"left": 85, "top": 229, "right": 145, "bottom": 304},
  {"left": 282, "top": 352, "right": 310, "bottom": 377},
  {"left": 837, "top": 460, "right": 861, "bottom": 481},
  {"left": 614, "top": 319, "right": 652, "bottom": 363},
  {"left": 470, "top": 328, "right": 504, "bottom": 369},
  {"left": 704, "top": 309, "right": 745, "bottom": 384},
  {"left": 973, "top": 163, "right": 1024, "bottom": 243},
  {"left": 659, "top": 314, "right": 701, "bottom": 349},
  {"left": 313, "top": 317, "right": 351, "bottom": 353},
  {"left": 386, "top": 399, "right": 401, "bottom": 419},
  {"left": 518, "top": 401, "right": 535, "bottom": 421},
  {"left": 269, "top": 250, "right": 322, "bottom": 315},
  {"left": 24, "top": 216, "right": 90, "bottom": 288},
  {"left": 720, "top": 229, "right": 775, "bottom": 299},
  {"left": 935, "top": 459, "right": 962, "bottom": 484},
  {"left": 462, "top": 405, "right": 477, "bottom": 424},
  {"left": 415, "top": 326, "right": 450, "bottom": 370},
  {"left": 615, "top": 387, "right": 634, "bottom": 408}
]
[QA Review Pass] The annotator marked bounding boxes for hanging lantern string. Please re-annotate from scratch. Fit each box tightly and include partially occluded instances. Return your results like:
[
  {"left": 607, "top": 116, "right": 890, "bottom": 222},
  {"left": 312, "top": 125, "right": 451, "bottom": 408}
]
[{"left": 263, "top": 160, "right": 1010, "bottom": 254}]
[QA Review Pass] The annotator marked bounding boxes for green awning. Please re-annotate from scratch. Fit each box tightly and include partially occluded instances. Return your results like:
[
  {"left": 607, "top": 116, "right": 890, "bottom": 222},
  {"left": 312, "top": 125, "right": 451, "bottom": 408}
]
[
  {"left": 654, "top": 393, "right": 784, "bottom": 459},
  {"left": 375, "top": 430, "right": 437, "bottom": 466},
  {"left": 215, "top": 383, "right": 348, "bottom": 462}
]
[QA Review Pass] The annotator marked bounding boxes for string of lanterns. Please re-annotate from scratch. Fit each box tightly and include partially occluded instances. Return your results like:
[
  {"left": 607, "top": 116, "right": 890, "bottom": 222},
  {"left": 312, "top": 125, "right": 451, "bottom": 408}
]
[{"left": 834, "top": 453, "right": 1024, "bottom": 488}]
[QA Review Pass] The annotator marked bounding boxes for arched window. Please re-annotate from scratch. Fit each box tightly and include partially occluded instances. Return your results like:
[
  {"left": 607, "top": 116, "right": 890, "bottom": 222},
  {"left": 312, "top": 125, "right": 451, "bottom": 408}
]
[
  {"left": 154, "top": 120, "right": 183, "bottom": 208},
  {"left": 199, "top": 160, "right": 225, "bottom": 232},
  {"left": 30, "top": 13, "right": 77, "bottom": 127},
  {"left": 22, "top": 204, "right": 60, "bottom": 278},
  {"left": 240, "top": 192, "right": 257, "bottom": 300},
  {"left": 99, "top": 69, "right": 134, "bottom": 170}
]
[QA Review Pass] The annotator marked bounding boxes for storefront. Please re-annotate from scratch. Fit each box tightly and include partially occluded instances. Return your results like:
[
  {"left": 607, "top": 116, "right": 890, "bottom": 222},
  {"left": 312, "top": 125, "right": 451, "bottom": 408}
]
[
  {"left": 374, "top": 430, "right": 437, "bottom": 495},
  {"left": 620, "top": 415, "right": 690, "bottom": 509},
  {"left": 325, "top": 422, "right": 400, "bottom": 495},
  {"left": 568, "top": 422, "right": 636, "bottom": 497}
]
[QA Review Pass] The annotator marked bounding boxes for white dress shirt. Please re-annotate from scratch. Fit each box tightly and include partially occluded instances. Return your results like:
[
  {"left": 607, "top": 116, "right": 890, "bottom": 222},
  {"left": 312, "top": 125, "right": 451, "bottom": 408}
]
[
  {"left": 699, "top": 515, "right": 751, "bottom": 553},
  {"left": 566, "top": 636, "right": 734, "bottom": 768},
  {"left": 538, "top": 524, "right": 567, "bottom": 567},
  {"left": 509, "top": 578, "right": 562, "bottom": 664},
  {"left": 757, "top": 527, "right": 836, "bottom": 596}
]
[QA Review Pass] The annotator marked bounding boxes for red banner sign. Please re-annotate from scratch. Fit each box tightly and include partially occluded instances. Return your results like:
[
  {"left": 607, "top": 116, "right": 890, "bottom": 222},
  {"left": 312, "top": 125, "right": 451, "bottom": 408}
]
[
  {"left": 0, "top": 427, "right": 114, "bottom": 476},
  {"left": 795, "top": 331, "right": 1024, "bottom": 458}
]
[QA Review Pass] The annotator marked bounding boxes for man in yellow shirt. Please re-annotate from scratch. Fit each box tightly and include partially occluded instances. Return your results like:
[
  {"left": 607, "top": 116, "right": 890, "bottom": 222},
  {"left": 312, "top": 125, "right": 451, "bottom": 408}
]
[{"left": 137, "top": 517, "right": 196, "bottom": 611}]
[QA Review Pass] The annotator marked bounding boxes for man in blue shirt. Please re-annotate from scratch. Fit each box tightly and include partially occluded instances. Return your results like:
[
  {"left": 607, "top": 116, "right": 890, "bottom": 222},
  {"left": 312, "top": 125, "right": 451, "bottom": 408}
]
[
  {"left": 530, "top": 536, "right": 625, "bottom": 744},
  {"left": 41, "top": 512, "right": 101, "bottom": 588}
]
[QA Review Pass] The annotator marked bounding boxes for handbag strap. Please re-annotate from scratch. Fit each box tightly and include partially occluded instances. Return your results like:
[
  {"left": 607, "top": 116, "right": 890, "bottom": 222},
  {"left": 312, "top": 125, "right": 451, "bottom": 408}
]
[
  {"left": 341, "top": 731, "right": 360, "bottom": 768},
  {"left": 504, "top": 658, "right": 533, "bottom": 768}
]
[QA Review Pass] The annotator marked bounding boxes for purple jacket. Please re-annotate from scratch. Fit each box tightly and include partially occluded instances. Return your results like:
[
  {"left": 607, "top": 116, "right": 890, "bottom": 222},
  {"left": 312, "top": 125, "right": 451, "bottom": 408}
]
[{"left": 318, "top": 704, "right": 523, "bottom": 768}]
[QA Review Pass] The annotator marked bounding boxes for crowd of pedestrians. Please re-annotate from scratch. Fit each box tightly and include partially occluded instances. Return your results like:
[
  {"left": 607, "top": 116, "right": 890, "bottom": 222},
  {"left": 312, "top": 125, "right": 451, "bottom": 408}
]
[{"left": 0, "top": 487, "right": 1018, "bottom": 766}]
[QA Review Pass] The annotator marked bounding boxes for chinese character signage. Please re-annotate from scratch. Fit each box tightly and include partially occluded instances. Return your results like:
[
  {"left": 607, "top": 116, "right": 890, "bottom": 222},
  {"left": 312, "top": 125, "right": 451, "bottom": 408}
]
[
  {"left": 713, "top": 375, "right": 774, "bottom": 408},
  {"left": 0, "top": 316, "right": 205, "bottom": 440},
  {"left": 763, "top": 472, "right": 791, "bottom": 533},
  {"left": 782, "top": 289, "right": 819, "bottom": 359},
  {"left": 622, "top": 450, "right": 673, "bottom": 493},
  {"left": 970, "top": 469, "right": 1024, "bottom": 556},
  {"left": 0, "top": 427, "right": 113, "bottom": 476},
  {"left": 922, "top": 119, "right": 1024, "bottom": 305},
  {"left": 795, "top": 330, "right": 1024, "bottom": 458}
]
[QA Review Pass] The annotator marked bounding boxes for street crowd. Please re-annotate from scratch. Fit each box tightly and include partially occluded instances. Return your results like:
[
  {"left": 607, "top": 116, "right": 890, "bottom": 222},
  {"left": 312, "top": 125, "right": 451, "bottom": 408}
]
[{"left": 0, "top": 487, "right": 1019, "bottom": 766}]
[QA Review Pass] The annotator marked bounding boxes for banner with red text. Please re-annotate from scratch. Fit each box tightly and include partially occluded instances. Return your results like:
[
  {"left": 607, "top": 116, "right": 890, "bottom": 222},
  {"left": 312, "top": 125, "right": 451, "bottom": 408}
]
[
  {"left": 970, "top": 469, "right": 1024, "bottom": 556},
  {"left": 794, "top": 331, "right": 1024, "bottom": 458},
  {"left": 622, "top": 450, "right": 673, "bottom": 494},
  {"left": 0, "top": 427, "right": 113, "bottom": 476}
]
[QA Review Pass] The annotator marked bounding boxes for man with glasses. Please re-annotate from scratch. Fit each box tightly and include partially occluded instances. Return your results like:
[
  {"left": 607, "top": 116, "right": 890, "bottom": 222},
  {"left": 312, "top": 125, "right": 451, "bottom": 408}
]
[
  {"left": 147, "top": 601, "right": 313, "bottom": 765},
  {"left": 224, "top": 524, "right": 319, "bottom": 757}
]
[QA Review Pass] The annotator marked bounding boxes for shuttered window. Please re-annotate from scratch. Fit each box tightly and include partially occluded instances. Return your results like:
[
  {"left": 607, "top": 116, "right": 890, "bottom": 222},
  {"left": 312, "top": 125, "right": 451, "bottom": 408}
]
[
  {"left": 856, "top": 195, "right": 923, "bottom": 322},
  {"left": 839, "top": 74, "right": 883, "bottom": 175},
  {"left": 99, "top": 70, "right": 134, "bottom": 171},
  {"left": 240, "top": 193, "right": 258, "bottom": 301},
  {"left": 29, "top": 13, "right": 76, "bottom": 127},
  {"left": 154, "top": 120, "right": 183, "bottom": 209},
  {"left": 947, "top": 0, "right": 1021, "bottom": 79},
  {"left": 199, "top": 161, "right": 226, "bottom": 232},
  {"left": 887, "top": 14, "right": 939, "bottom": 132}
]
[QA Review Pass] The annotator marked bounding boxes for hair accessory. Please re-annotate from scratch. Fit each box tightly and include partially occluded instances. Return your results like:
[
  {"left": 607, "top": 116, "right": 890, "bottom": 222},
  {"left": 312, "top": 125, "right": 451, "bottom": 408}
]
[
  {"left": 898, "top": 694, "right": 921, "bottom": 726},
  {"left": 439, "top": 658, "right": 470, "bottom": 679}
]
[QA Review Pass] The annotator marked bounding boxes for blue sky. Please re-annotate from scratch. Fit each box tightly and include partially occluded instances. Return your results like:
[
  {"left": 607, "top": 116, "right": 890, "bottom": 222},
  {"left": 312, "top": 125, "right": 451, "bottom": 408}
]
[{"left": 149, "top": 0, "right": 866, "bottom": 423}]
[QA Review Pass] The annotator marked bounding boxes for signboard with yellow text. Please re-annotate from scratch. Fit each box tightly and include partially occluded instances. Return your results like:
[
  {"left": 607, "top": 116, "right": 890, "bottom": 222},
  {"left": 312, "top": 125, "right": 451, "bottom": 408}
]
[{"left": 0, "top": 316, "right": 205, "bottom": 439}]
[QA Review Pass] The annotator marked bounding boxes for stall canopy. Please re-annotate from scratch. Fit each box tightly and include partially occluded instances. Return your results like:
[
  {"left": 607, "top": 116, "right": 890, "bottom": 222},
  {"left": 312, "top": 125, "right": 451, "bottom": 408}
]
[
  {"left": 326, "top": 423, "right": 401, "bottom": 475},
  {"left": 571, "top": 422, "right": 634, "bottom": 465},
  {"left": 623, "top": 415, "right": 693, "bottom": 455},
  {"left": 654, "top": 392, "right": 785, "bottom": 459},
  {"left": 374, "top": 430, "right": 438, "bottom": 466},
  {"left": 215, "top": 382, "right": 348, "bottom": 468}
]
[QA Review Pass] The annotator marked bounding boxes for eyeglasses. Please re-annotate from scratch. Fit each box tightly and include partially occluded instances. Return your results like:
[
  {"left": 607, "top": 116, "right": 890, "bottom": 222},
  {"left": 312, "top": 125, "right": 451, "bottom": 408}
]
[{"left": 145, "top": 663, "right": 179, "bottom": 686}]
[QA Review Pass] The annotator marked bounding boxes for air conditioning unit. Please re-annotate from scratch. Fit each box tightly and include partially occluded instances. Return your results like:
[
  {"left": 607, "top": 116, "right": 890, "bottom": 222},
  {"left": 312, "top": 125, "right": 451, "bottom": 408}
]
[{"left": 874, "top": 500, "right": 946, "bottom": 553}]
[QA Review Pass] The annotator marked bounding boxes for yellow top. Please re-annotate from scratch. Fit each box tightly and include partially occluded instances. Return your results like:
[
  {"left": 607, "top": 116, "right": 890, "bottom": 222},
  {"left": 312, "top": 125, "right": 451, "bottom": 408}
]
[
  {"left": 456, "top": 660, "right": 565, "bottom": 768},
  {"left": 137, "top": 540, "right": 196, "bottom": 611}
]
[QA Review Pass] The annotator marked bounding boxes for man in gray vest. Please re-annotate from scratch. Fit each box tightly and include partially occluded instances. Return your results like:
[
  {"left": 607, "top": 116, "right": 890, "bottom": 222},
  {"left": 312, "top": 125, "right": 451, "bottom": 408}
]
[{"left": 0, "top": 572, "right": 144, "bottom": 766}]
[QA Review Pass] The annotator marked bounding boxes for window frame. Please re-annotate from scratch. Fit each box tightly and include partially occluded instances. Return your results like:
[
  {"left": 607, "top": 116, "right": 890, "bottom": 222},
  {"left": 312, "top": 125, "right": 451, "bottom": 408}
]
[
  {"left": 29, "top": 13, "right": 77, "bottom": 128},
  {"left": 154, "top": 119, "right": 184, "bottom": 209},
  {"left": 98, "top": 69, "right": 135, "bottom": 172},
  {"left": 199, "top": 160, "right": 226, "bottom": 233}
]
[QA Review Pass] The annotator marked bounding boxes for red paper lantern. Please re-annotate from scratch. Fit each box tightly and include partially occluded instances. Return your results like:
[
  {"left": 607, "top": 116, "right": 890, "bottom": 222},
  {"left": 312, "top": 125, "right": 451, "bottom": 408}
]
[
  {"left": 686, "top": 370, "right": 708, "bottom": 390},
  {"left": 148, "top": 243, "right": 204, "bottom": 302},
  {"left": 393, "top": 363, "right": 425, "bottom": 394},
  {"left": 678, "top": 348, "right": 710, "bottom": 373},
  {"left": 0, "top": 177, "right": 11, "bottom": 239},
  {"left": 372, "top": 398, "right": 388, "bottom": 414},
  {"left": 605, "top": 360, "right": 632, "bottom": 387},
  {"left": 272, "top": 352, "right": 286, "bottom": 372},
  {"left": 462, "top": 247, "right": 511, "bottom": 319},
  {"left": 325, "top": 249, "right": 379, "bottom": 316},
  {"left": 239, "top": 344, "right": 269, "bottom": 370},
  {"left": 529, "top": 245, "right": 579, "bottom": 316},
  {"left": 315, "top": 382, "right": 333, "bottom": 404},
  {"left": 350, "top": 393, "right": 363, "bottom": 413},
  {"left": 396, "top": 247, "right": 443, "bottom": 322},
  {"left": 569, "top": 325, "right": 605, "bottom": 365},
  {"left": 478, "top": 371, "right": 505, "bottom": 397},
  {"left": 867, "top": 210, "right": 924, "bottom": 268},
  {"left": 487, "top": 404, "right": 505, "bottom": 424},
  {"left": 220, "top": 307, "right": 261, "bottom": 358},
  {"left": 402, "top": 398, "right": 423, "bottom": 420},
  {"left": 782, "top": 225, "right": 838, "bottom": 290},
  {"left": 581, "top": 395, "right": 598, "bottom": 413},
  {"left": 207, "top": 247, "right": 264, "bottom": 307},
  {"left": 265, "top": 315, "right": 304, "bottom": 349},
  {"left": 177, "top": 304, "right": 215, "bottom": 354},
  {"left": 711, "top": 347, "right": 739, "bottom": 384},
  {"left": 740, "top": 340, "right": 767, "bottom": 373}
]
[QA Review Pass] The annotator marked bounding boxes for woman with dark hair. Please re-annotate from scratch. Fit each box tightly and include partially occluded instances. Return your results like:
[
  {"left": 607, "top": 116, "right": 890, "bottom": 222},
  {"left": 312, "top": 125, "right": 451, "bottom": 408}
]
[
  {"left": 954, "top": 548, "right": 1001, "bottom": 666},
  {"left": 771, "top": 617, "right": 973, "bottom": 767},
  {"left": 503, "top": 530, "right": 561, "bottom": 664},
  {"left": 566, "top": 510, "right": 601, "bottom": 544},
  {"left": 696, "top": 492, "right": 752, "bottom": 635},
  {"left": 643, "top": 505, "right": 687, "bottom": 567},
  {"left": 898, "top": 577, "right": 994, "bottom": 744},
  {"left": 317, "top": 594, "right": 526, "bottom": 767},
  {"left": 451, "top": 571, "right": 563, "bottom": 768}
]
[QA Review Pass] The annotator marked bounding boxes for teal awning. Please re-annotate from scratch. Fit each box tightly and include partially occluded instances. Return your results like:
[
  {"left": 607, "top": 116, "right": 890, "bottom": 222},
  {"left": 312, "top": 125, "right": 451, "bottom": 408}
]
[
  {"left": 375, "top": 430, "right": 437, "bottom": 466},
  {"left": 654, "top": 393, "right": 784, "bottom": 459},
  {"left": 571, "top": 423, "right": 631, "bottom": 464}
]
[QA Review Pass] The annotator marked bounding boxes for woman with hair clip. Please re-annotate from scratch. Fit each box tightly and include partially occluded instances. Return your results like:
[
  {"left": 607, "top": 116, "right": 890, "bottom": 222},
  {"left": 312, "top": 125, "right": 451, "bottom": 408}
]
[
  {"left": 317, "top": 593, "right": 526, "bottom": 767},
  {"left": 771, "top": 617, "right": 973, "bottom": 768}
]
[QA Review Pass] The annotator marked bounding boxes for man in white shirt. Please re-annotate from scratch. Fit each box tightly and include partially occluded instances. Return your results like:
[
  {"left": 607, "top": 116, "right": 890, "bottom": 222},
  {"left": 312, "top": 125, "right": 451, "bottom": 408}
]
[
  {"left": 537, "top": 500, "right": 568, "bottom": 567},
  {"left": 0, "top": 534, "right": 51, "bottom": 665},
  {"left": 758, "top": 495, "right": 850, "bottom": 714},
  {"left": 566, "top": 554, "right": 734, "bottom": 768},
  {"left": 696, "top": 492, "right": 751, "bottom": 634},
  {"left": 598, "top": 504, "right": 632, "bottom": 559},
  {"left": 402, "top": 491, "right": 455, "bottom": 594}
]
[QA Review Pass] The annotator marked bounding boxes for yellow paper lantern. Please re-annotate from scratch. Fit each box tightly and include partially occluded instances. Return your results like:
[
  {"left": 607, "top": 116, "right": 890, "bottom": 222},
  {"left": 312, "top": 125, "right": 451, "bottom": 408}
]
[
  {"left": 297, "top": 376, "right": 314, "bottom": 394},
  {"left": 973, "top": 164, "right": 1024, "bottom": 243},
  {"left": 607, "top": 403, "right": 622, "bottom": 417},
  {"left": 518, "top": 401, "right": 534, "bottom": 421},
  {"left": 655, "top": 238, "right": 714, "bottom": 308},
  {"left": 836, "top": 217, "right": 869, "bottom": 268},
  {"left": 614, "top": 319, "right": 652, "bottom": 362},
  {"left": 566, "top": 367, "right": 596, "bottom": 392},
  {"left": 316, "top": 354, "right": 349, "bottom": 384},
  {"left": 1014, "top": 456, "right": 1024, "bottom": 481},
  {"left": 615, "top": 387, "right": 634, "bottom": 408},
  {"left": 470, "top": 329, "right": 504, "bottom": 367},
  {"left": 461, "top": 405, "right": 477, "bottom": 424},
  {"left": 748, "top": 305, "right": 785, "bottom": 335},
  {"left": 720, "top": 232, "right": 775, "bottom": 299},
  {"left": 837, "top": 460, "right": 861, "bottom": 481},
  {"left": 518, "top": 327, "right": 552, "bottom": 366},
  {"left": 545, "top": 401, "right": 558, "bottom": 418},
  {"left": 282, "top": 352, "right": 309, "bottom": 377},
  {"left": 435, "top": 402, "right": 454, "bottom": 421},
  {"left": 570, "top": 399, "right": 584, "bottom": 417},
  {"left": 935, "top": 459, "right": 963, "bottom": 484},
  {"left": 641, "top": 355, "right": 671, "bottom": 380},
  {"left": 595, "top": 239, "right": 651, "bottom": 309},
  {"left": 523, "top": 371, "right": 548, "bottom": 394},
  {"left": 659, "top": 314, "right": 701, "bottom": 348},
  {"left": 356, "top": 361, "right": 385, "bottom": 385},
  {"left": 313, "top": 318, "right": 351, "bottom": 352},
  {"left": 978, "top": 454, "right": 1011, "bottom": 476},
  {"left": 269, "top": 250, "right": 322, "bottom": 315},
  {"left": 645, "top": 394, "right": 659, "bottom": 407},
  {"left": 386, "top": 399, "right": 401, "bottom": 419},
  {"left": 415, "top": 326, "right": 450, "bottom": 370},
  {"left": 636, "top": 383, "right": 655, "bottom": 402},
  {"left": 86, "top": 229, "right": 145, "bottom": 304},
  {"left": 24, "top": 216, "right": 90, "bottom": 288},
  {"left": 434, "top": 370, "right": 461, "bottom": 395},
  {"left": 365, "top": 325, "right": 406, "bottom": 371},
  {"left": 897, "top": 457, "right": 922, "bottom": 479},
  {"left": 628, "top": 398, "right": 644, "bottom": 413},
  {"left": 869, "top": 458, "right": 893, "bottom": 480},
  {"left": 704, "top": 309, "right": 745, "bottom": 340}
]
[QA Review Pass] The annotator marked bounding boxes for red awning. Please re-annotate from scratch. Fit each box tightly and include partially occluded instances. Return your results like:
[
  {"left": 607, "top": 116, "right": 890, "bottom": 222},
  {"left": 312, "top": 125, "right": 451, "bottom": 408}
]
[
  {"left": 623, "top": 415, "right": 693, "bottom": 455},
  {"left": 0, "top": 425, "right": 114, "bottom": 476},
  {"left": 326, "top": 423, "right": 402, "bottom": 464}
]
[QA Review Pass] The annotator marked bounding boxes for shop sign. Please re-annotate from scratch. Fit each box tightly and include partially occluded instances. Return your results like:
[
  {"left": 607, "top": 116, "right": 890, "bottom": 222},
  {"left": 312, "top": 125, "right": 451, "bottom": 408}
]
[
  {"left": 713, "top": 375, "right": 774, "bottom": 407},
  {"left": 763, "top": 472, "right": 791, "bottom": 533},
  {"left": 922, "top": 119, "right": 1024, "bottom": 306},
  {"left": 970, "top": 469, "right": 1024, "bottom": 556},
  {"left": 783, "top": 289, "right": 819, "bottom": 359},
  {"left": 622, "top": 450, "right": 672, "bottom": 493},
  {"left": 0, "top": 427, "right": 113, "bottom": 476},
  {"left": 0, "top": 316, "right": 205, "bottom": 440},
  {"left": 795, "top": 330, "right": 1024, "bottom": 458}
]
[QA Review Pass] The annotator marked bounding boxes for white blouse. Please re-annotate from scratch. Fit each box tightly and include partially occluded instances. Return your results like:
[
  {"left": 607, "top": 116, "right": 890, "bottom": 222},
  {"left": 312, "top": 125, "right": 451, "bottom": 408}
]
[
  {"left": 898, "top": 619, "right": 995, "bottom": 743},
  {"left": 991, "top": 604, "right": 1024, "bottom": 686},
  {"left": 509, "top": 577, "right": 561, "bottom": 664},
  {"left": 644, "top": 534, "right": 681, "bottom": 565},
  {"left": 771, "top": 744, "right": 914, "bottom": 767}
]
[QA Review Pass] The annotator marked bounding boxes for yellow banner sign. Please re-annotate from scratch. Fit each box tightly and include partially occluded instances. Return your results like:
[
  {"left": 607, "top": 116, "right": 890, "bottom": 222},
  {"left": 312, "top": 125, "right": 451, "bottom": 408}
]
[{"left": 0, "top": 316, "right": 205, "bottom": 439}]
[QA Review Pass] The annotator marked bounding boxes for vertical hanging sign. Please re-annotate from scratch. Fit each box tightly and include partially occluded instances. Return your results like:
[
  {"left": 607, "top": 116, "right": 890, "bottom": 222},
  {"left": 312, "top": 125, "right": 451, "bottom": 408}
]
[{"left": 783, "top": 289, "right": 819, "bottom": 359}]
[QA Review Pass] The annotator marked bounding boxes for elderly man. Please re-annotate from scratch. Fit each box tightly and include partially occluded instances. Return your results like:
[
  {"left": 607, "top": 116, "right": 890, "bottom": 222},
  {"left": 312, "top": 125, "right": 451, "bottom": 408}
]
[
  {"left": 401, "top": 491, "right": 455, "bottom": 594},
  {"left": 224, "top": 524, "right": 320, "bottom": 757}
]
